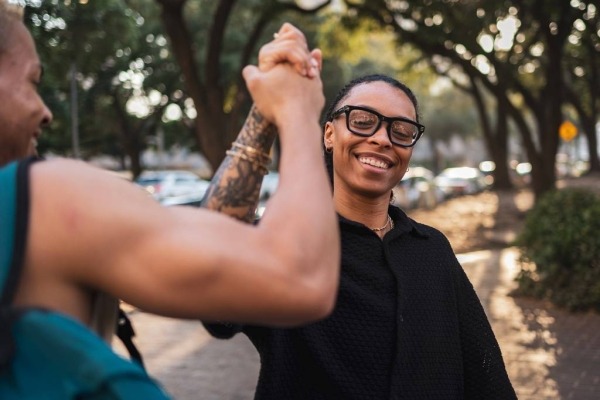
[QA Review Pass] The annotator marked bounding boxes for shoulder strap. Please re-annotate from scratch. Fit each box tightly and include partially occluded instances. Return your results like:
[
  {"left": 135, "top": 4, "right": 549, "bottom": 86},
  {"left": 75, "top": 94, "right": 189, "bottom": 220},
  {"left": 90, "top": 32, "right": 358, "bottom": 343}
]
[
  {"left": 0, "top": 161, "right": 19, "bottom": 300},
  {"left": 116, "top": 307, "right": 145, "bottom": 368},
  {"left": 0, "top": 157, "right": 38, "bottom": 304},
  {"left": 0, "top": 157, "right": 38, "bottom": 368}
]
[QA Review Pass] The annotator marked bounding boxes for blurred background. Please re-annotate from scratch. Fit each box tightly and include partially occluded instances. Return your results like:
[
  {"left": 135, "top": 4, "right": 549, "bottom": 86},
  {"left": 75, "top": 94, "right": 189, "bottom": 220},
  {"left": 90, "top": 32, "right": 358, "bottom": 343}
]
[{"left": 19, "top": 0, "right": 599, "bottom": 207}]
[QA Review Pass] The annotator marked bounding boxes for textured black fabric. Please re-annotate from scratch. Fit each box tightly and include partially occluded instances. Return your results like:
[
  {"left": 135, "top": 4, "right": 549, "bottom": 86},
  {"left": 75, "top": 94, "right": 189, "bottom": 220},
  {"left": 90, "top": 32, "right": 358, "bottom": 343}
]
[{"left": 204, "top": 206, "right": 516, "bottom": 399}]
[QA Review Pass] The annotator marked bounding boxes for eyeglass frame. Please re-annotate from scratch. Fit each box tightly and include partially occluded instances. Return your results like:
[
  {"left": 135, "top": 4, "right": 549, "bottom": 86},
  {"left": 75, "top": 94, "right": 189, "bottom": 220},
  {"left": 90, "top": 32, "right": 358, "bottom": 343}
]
[{"left": 329, "top": 105, "right": 425, "bottom": 148}]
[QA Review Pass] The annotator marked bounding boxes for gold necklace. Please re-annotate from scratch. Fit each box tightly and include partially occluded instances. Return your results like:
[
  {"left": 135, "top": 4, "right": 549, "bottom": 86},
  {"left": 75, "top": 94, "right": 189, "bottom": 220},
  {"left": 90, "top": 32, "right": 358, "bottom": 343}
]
[{"left": 370, "top": 215, "right": 392, "bottom": 232}]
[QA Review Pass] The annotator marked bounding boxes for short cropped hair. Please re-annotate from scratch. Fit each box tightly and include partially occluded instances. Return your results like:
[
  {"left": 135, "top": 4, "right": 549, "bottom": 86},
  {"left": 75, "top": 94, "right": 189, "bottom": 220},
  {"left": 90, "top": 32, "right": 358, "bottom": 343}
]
[{"left": 0, "top": 0, "right": 24, "bottom": 60}]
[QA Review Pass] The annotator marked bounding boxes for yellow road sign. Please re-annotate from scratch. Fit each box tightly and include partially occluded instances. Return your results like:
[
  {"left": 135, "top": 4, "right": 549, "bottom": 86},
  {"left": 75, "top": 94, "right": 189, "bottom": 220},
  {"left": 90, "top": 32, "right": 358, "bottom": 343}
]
[{"left": 559, "top": 121, "right": 577, "bottom": 142}]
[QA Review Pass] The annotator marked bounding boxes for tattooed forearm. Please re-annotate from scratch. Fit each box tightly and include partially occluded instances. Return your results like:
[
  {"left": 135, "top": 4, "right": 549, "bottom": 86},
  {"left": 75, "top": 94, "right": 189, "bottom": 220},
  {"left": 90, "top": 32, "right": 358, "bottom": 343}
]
[
  {"left": 236, "top": 106, "right": 277, "bottom": 149},
  {"left": 201, "top": 105, "right": 277, "bottom": 223}
]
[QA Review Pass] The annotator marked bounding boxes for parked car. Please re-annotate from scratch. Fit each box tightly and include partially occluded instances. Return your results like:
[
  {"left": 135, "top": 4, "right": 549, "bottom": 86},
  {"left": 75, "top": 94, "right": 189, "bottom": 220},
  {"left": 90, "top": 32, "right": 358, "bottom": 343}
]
[
  {"left": 478, "top": 160, "right": 496, "bottom": 187},
  {"left": 514, "top": 162, "right": 532, "bottom": 186},
  {"left": 434, "top": 167, "right": 487, "bottom": 198},
  {"left": 259, "top": 171, "right": 280, "bottom": 202},
  {"left": 392, "top": 167, "right": 443, "bottom": 210},
  {"left": 255, "top": 171, "right": 280, "bottom": 219},
  {"left": 135, "top": 170, "right": 210, "bottom": 206}
]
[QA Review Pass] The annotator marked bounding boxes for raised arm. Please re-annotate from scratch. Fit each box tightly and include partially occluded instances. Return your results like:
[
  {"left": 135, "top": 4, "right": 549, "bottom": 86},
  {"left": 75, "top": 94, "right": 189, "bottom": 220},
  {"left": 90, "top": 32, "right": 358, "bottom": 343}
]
[
  {"left": 201, "top": 23, "right": 322, "bottom": 222},
  {"left": 200, "top": 105, "right": 276, "bottom": 222},
  {"left": 21, "top": 43, "right": 338, "bottom": 328}
]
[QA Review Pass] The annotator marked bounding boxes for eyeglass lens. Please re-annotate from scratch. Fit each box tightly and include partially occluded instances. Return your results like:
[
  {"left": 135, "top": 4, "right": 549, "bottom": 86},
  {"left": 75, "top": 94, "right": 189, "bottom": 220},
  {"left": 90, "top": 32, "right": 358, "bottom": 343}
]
[{"left": 348, "top": 109, "right": 417, "bottom": 146}]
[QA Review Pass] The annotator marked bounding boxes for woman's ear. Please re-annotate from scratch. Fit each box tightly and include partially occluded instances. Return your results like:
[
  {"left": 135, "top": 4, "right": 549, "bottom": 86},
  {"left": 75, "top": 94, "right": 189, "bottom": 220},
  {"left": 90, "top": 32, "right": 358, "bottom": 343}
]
[{"left": 323, "top": 121, "right": 334, "bottom": 149}]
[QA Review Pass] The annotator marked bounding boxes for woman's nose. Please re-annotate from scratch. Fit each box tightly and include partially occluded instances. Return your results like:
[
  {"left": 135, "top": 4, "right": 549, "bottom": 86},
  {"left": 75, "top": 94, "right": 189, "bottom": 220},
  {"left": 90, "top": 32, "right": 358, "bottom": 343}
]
[
  {"left": 369, "top": 122, "right": 392, "bottom": 147},
  {"left": 41, "top": 103, "right": 53, "bottom": 127}
]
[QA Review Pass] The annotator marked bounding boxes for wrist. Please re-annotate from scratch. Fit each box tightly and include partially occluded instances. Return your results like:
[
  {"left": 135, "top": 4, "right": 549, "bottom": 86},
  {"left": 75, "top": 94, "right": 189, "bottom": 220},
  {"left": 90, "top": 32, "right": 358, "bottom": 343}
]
[{"left": 237, "top": 104, "right": 277, "bottom": 151}]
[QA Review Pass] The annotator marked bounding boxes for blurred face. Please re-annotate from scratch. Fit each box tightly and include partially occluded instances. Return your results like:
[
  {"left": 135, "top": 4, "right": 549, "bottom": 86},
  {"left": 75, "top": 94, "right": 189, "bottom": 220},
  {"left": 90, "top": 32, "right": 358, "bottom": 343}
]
[
  {"left": 324, "top": 81, "right": 416, "bottom": 200},
  {"left": 0, "top": 22, "right": 52, "bottom": 166}
]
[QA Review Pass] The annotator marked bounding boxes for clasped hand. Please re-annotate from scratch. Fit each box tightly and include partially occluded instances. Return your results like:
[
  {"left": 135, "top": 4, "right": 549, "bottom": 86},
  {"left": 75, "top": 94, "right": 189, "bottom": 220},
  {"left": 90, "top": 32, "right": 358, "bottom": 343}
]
[{"left": 242, "top": 23, "right": 324, "bottom": 128}]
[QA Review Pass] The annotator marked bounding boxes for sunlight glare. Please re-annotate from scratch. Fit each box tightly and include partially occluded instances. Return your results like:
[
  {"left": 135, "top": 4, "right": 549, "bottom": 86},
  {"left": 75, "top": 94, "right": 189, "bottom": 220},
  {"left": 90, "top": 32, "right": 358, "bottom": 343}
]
[
  {"left": 495, "top": 16, "right": 519, "bottom": 51},
  {"left": 478, "top": 34, "right": 494, "bottom": 53}
]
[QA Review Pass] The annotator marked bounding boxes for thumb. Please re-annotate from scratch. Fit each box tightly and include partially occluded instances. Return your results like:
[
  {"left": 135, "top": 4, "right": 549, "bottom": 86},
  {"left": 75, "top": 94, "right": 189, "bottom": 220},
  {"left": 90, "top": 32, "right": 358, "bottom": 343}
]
[
  {"left": 310, "top": 48, "right": 323, "bottom": 71},
  {"left": 242, "top": 65, "right": 260, "bottom": 85},
  {"left": 306, "top": 48, "right": 322, "bottom": 79}
]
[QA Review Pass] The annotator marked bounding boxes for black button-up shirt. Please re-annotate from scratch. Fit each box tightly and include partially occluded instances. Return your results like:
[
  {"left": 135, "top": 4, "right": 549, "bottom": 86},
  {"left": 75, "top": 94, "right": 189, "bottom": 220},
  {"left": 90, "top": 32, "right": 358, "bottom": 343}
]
[{"left": 205, "top": 206, "right": 516, "bottom": 399}]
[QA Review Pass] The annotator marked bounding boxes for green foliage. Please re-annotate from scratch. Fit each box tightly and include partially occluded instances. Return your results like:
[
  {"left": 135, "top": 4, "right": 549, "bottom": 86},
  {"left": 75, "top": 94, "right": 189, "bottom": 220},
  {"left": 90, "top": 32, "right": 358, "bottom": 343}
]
[
  {"left": 514, "top": 189, "right": 600, "bottom": 311},
  {"left": 315, "top": 13, "right": 437, "bottom": 113},
  {"left": 24, "top": 0, "right": 144, "bottom": 156},
  {"left": 22, "top": 0, "right": 189, "bottom": 171},
  {"left": 421, "top": 86, "right": 481, "bottom": 141}
]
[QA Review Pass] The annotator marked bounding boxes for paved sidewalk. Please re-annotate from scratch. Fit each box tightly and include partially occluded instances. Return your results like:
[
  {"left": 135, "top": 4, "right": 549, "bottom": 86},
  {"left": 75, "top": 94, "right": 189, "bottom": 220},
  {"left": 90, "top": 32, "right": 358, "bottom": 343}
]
[
  {"left": 113, "top": 312, "right": 259, "bottom": 400},
  {"left": 119, "top": 247, "right": 600, "bottom": 399},
  {"left": 458, "top": 248, "right": 600, "bottom": 400}
]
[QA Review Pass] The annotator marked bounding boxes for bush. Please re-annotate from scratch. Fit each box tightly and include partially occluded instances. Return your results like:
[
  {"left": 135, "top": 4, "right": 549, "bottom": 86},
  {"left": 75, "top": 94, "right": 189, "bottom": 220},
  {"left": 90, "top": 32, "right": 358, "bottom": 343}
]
[{"left": 514, "top": 188, "right": 600, "bottom": 311}]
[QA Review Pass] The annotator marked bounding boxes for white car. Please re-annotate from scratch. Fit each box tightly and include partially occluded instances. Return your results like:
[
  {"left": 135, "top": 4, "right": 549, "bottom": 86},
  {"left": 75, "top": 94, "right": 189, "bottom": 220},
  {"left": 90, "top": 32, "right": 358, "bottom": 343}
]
[
  {"left": 135, "top": 170, "right": 210, "bottom": 205},
  {"left": 434, "top": 167, "right": 487, "bottom": 198},
  {"left": 255, "top": 172, "right": 280, "bottom": 218},
  {"left": 259, "top": 172, "right": 280, "bottom": 202},
  {"left": 392, "top": 167, "right": 443, "bottom": 210}
]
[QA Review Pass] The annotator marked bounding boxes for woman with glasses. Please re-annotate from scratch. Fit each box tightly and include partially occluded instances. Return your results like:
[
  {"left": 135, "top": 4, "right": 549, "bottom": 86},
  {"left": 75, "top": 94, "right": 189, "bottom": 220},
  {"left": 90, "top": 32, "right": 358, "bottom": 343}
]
[{"left": 204, "top": 73, "right": 516, "bottom": 399}]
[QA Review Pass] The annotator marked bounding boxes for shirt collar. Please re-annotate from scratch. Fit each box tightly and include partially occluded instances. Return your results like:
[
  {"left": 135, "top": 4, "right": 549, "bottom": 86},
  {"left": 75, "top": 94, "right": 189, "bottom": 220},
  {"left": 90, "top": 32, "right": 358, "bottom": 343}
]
[
  {"left": 337, "top": 206, "right": 429, "bottom": 239},
  {"left": 388, "top": 206, "right": 429, "bottom": 238}
]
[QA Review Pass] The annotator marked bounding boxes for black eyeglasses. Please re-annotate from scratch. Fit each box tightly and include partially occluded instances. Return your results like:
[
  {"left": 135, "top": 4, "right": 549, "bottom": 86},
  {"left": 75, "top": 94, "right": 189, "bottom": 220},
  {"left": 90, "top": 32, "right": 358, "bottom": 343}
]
[{"left": 330, "top": 105, "right": 425, "bottom": 148}]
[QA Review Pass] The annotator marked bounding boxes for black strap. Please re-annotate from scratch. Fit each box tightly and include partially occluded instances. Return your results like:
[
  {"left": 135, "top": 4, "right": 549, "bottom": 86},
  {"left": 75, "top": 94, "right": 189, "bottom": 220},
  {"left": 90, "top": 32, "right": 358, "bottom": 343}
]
[
  {"left": 0, "top": 308, "right": 18, "bottom": 369},
  {"left": 115, "top": 307, "right": 145, "bottom": 369},
  {"left": 0, "top": 157, "right": 37, "bottom": 305},
  {"left": 0, "top": 158, "right": 38, "bottom": 369}
]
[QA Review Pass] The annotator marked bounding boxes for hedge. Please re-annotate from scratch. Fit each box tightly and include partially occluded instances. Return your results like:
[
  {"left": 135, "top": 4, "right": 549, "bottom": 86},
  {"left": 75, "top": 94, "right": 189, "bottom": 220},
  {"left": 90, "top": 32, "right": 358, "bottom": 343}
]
[{"left": 514, "top": 188, "right": 600, "bottom": 311}]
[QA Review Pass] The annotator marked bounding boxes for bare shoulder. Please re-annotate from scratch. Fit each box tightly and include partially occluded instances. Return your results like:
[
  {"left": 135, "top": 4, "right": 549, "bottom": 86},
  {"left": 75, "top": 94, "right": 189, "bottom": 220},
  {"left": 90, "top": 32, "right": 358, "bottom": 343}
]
[
  {"left": 29, "top": 158, "right": 172, "bottom": 226},
  {"left": 25, "top": 158, "right": 250, "bottom": 316},
  {"left": 31, "top": 158, "right": 143, "bottom": 195},
  {"left": 26, "top": 159, "right": 171, "bottom": 284}
]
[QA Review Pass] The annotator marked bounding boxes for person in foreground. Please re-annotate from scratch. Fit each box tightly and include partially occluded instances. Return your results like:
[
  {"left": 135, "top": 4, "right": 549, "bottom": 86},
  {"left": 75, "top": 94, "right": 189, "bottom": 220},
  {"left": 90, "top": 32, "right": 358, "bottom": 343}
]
[
  {"left": 0, "top": 2, "right": 339, "bottom": 397},
  {"left": 203, "top": 69, "right": 517, "bottom": 398}
]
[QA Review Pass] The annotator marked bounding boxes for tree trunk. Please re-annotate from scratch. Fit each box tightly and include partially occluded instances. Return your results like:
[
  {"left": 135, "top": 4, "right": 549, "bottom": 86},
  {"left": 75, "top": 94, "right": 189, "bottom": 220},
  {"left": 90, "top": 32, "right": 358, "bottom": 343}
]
[
  {"left": 469, "top": 75, "right": 513, "bottom": 190},
  {"left": 157, "top": 0, "right": 228, "bottom": 171},
  {"left": 489, "top": 118, "right": 512, "bottom": 190},
  {"left": 112, "top": 93, "right": 143, "bottom": 179},
  {"left": 581, "top": 115, "right": 600, "bottom": 172},
  {"left": 566, "top": 80, "right": 600, "bottom": 173}
]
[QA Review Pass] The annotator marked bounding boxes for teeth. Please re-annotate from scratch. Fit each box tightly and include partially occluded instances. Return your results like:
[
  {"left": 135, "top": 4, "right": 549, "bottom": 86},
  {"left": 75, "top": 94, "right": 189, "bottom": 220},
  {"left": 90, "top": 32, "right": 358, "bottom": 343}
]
[{"left": 358, "top": 156, "right": 389, "bottom": 169}]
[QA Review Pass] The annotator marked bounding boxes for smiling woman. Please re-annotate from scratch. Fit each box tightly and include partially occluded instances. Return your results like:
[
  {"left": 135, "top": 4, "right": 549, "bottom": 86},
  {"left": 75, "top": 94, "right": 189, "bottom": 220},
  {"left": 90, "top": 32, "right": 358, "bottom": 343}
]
[{"left": 204, "top": 74, "right": 517, "bottom": 399}]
